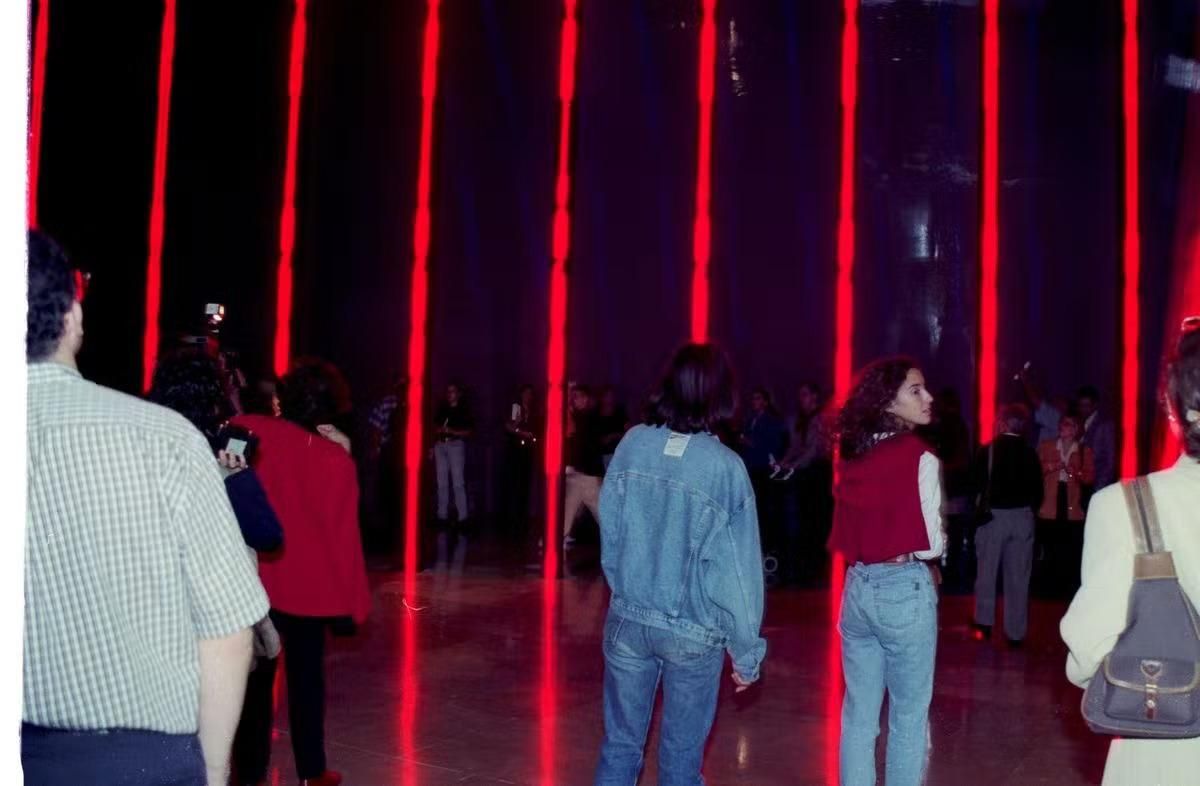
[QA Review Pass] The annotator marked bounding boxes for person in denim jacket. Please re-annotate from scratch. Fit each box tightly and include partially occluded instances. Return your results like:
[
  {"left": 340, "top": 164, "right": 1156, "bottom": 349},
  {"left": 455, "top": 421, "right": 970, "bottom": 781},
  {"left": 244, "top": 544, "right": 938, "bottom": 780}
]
[{"left": 594, "top": 344, "right": 766, "bottom": 786}]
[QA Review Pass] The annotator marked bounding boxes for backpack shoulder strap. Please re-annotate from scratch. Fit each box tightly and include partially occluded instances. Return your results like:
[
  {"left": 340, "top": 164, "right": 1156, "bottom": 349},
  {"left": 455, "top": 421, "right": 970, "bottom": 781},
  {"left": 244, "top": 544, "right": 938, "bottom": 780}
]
[
  {"left": 1123, "top": 476, "right": 1177, "bottom": 580},
  {"left": 1122, "top": 476, "right": 1164, "bottom": 553}
]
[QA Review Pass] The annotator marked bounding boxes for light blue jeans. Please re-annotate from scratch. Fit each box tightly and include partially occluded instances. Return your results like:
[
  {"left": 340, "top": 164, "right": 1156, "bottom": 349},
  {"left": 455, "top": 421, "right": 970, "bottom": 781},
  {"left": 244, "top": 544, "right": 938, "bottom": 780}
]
[
  {"left": 434, "top": 439, "right": 467, "bottom": 521},
  {"left": 838, "top": 560, "right": 937, "bottom": 786},
  {"left": 594, "top": 612, "right": 724, "bottom": 786}
]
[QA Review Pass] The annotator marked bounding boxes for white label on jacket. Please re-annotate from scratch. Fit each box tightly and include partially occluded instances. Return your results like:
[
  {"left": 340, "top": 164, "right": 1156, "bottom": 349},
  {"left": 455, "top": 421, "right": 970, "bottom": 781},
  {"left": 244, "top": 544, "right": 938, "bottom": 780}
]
[{"left": 664, "top": 432, "right": 691, "bottom": 458}]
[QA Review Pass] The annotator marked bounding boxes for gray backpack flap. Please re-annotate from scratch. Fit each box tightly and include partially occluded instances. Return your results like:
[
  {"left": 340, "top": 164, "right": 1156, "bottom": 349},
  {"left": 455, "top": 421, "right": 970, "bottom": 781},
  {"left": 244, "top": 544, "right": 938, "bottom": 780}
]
[{"left": 1082, "top": 476, "right": 1200, "bottom": 738}]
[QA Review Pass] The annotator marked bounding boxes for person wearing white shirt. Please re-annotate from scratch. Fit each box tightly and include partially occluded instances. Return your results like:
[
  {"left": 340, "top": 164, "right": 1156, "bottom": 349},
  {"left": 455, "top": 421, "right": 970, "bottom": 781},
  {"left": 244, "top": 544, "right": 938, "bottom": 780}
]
[{"left": 1061, "top": 321, "right": 1200, "bottom": 786}]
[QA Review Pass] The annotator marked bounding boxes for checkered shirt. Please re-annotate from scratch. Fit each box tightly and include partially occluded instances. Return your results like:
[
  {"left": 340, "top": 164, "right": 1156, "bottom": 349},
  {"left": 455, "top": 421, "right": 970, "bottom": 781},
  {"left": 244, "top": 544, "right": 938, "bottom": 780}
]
[{"left": 24, "top": 362, "right": 269, "bottom": 733}]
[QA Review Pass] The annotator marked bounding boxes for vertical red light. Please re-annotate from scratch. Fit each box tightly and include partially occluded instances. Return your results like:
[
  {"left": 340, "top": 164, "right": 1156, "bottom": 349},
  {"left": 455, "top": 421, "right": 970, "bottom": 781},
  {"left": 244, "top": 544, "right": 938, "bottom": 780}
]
[
  {"left": 541, "top": 7, "right": 578, "bottom": 780},
  {"left": 544, "top": 0, "right": 578, "bottom": 581},
  {"left": 272, "top": 0, "right": 309, "bottom": 378},
  {"left": 979, "top": 0, "right": 999, "bottom": 442},
  {"left": 690, "top": 0, "right": 716, "bottom": 343},
  {"left": 827, "top": 1, "right": 858, "bottom": 782},
  {"left": 833, "top": 0, "right": 857, "bottom": 408},
  {"left": 403, "top": 0, "right": 442, "bottom": 593},
  {"left": 1120, "top": 0, "right": 1141, "bottom": 478},
  {"left": 27, "top": 0, "right": 50, "bottom": 228},
  {"left": 141, "top": 0, "right": 178, "bottom": 392},
  {"left": 540, "top": 6, "right": 577, "bottom": 780}
]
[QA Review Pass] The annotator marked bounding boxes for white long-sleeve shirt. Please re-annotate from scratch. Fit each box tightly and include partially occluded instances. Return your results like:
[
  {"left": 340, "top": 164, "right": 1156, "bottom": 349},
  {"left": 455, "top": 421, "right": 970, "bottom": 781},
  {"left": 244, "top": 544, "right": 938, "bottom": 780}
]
[{"left": 912, "top": 450, "right": 946, "bottom": 560}]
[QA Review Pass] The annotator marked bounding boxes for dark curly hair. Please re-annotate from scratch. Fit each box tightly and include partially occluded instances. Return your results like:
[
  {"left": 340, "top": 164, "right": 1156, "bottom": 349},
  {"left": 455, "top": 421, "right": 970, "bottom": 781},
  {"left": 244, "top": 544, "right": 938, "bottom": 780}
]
[
  {"left": 147, "top": 348, "right": 231, "bottom": 447},
  {"left": 27, "top": 230, "right": 75, "bottom": 361},
  {"left": 278, "top": 357, "right": 352, "bottom": 432},
  {"left": 1166, "top": 321, "right": 1200, "bottom": 459},
  {"left": 837, "top": 355, "right": 921, "bottom": 460},
  {"left": 644, "top": 343, "right": 736, "bottom": 434}
]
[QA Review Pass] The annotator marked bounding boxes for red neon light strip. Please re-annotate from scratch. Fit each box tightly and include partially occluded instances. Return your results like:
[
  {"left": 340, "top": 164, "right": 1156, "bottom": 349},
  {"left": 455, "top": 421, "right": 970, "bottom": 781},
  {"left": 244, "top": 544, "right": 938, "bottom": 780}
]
[
  {"left": 403, "top": 0, "right": 442, "bottom": 592},
  {"left": 28, "top": 0, "right": 50, "bottom": 228},
  {"left": 544, "top": 0, "right": 578, "bottom": 581},
  {"left": 690, "top": 0, "right": 716, "bottom": 343},
  {"left": 540, "top": 4, "right": 578, "bottom": 782},
  {"left": 272, "top": 0, "right": 309, "bottom": 378},
  {"left": 827, "top": 2, "right": 857, "bottom": 782},
  {"left": 979, "top": 0, "right": 999, "bottom": 440},
  {"left": 1120, "top": 0, "right": 1140, "bottom": 478},
  {"left": 141, "top": 0, "right": 178, "bottom": 392},
  {"left": 833, "top": 0, "right": 857, "bottom": 407}
]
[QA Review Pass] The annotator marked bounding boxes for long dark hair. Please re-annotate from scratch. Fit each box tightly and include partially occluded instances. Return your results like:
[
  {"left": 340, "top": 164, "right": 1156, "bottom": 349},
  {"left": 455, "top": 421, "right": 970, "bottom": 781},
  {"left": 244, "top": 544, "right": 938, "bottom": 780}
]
[
  {"left": 644, "top": 343, "right": 736, "bottom": 434},
  {"left": 837, "top": 356, "right": 920, "bottom": 460},
  {"left": 1166, "top": 319, "right": 1200, "bottom": 459},
  {"left": 278, "top": 357, "right": 352, "bottom": 433}
]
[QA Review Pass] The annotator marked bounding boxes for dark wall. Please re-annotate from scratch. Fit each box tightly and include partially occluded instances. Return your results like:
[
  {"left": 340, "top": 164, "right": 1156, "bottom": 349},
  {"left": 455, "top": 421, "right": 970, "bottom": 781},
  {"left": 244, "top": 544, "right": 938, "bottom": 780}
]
[{"left": 31, "top": 0, "right": 1200, "bottom": 513}]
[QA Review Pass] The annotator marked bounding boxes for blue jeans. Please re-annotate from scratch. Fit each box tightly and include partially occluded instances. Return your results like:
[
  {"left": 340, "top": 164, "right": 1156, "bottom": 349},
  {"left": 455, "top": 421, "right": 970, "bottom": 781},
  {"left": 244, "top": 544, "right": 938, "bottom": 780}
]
[
  {"left": 595, "top": 612, "right": 724, "bottom": 786},
  {"left": 838, "top": 561, "right": 938, "bottom": 786}
]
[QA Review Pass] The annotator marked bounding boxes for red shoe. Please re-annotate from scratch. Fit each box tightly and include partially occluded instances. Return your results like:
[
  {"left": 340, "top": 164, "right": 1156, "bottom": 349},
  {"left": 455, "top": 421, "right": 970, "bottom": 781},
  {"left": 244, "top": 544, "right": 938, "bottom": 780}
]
[{"left": 299, "top": 771, "right": 343, "bottom": 786}]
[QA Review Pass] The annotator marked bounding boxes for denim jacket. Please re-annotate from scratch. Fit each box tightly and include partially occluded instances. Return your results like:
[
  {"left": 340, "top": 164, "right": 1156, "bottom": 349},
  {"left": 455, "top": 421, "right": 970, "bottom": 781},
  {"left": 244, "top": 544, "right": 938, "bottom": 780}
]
[{"left": 599, "top": 425, "right": 767, "bottom": 680}]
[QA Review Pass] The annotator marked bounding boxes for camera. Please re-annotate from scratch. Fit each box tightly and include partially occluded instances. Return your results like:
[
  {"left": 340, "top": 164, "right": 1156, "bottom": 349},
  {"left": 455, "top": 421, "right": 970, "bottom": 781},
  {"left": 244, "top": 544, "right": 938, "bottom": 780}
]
[{"left": 215, "top": 423, "right": 259, "bottom": 463}]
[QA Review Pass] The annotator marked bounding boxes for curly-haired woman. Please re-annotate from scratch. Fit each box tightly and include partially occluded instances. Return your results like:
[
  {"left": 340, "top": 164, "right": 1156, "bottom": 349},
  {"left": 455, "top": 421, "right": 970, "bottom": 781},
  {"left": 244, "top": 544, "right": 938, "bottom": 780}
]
[{"left": 827, "top": 356, "right": 944, "bottom": 786}]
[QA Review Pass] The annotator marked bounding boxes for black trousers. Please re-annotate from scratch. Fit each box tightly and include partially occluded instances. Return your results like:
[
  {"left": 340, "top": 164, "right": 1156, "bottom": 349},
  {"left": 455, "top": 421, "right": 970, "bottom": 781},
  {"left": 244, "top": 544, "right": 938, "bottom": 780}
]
[
  {"left": 21, "top": 724, "right": 205, "bottom": 786},
  {"left": 232, "top": 611, "right": 328, "bottom": 782},
  {"left": 749, "top": 468, "right": 786, "bottom": 557},
  {"left": 499, "top": 442, "right": 535, "bottom": 543}
]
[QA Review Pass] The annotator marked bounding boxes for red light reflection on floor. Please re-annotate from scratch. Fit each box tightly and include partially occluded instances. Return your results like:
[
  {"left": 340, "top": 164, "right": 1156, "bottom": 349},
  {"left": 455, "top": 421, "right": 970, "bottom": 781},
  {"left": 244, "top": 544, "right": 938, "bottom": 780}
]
[
  {"left": 400, "top": 603, "right": 419, "bottom": 784},
  {"left": 539, "top": 581, "right": 558, "bottom": 785}
]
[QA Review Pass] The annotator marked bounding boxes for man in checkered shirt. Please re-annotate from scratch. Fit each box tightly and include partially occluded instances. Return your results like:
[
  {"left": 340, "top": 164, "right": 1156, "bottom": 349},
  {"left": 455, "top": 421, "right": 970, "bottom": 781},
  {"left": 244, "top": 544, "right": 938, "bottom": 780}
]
[{"left": 23, "top": 230, "right": 270, "bottom": 785}]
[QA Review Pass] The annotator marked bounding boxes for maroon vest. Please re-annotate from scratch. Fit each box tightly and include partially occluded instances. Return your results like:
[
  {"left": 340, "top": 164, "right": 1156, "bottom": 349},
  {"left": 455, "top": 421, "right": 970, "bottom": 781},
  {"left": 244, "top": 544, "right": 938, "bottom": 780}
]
[{"left": 828, "top": 432, "right": 931, "bottom": 564}]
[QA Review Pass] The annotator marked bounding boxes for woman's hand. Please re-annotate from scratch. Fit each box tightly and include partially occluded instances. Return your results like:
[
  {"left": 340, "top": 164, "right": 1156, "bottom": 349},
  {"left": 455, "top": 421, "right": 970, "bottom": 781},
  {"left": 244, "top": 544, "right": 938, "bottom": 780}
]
[
  {"left": 731, "top": 671, "right": 754, "bottom": 693},
  {"left": 216, "top": 450, "right": 248, "bottom": 473},
  {"left": 317, "top": 423, "right": 352, "bottom": 454}
]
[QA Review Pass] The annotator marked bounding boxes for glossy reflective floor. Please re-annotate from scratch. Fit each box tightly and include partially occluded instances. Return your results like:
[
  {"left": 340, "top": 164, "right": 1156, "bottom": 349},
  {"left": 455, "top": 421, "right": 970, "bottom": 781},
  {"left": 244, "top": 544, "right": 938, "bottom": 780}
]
[{"left": 258, "top": 567, "right": 1109, "bottom": 785}]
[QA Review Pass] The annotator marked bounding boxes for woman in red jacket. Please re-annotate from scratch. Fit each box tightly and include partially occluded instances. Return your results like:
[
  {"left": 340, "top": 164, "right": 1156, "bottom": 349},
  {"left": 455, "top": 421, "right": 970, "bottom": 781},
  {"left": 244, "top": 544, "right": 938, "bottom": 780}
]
[
  {"left": 230, "top": 359, "right": 369, "bottom": 786},
  {"left": 828, "top": 357, "right": 944, "bottom": 786}
]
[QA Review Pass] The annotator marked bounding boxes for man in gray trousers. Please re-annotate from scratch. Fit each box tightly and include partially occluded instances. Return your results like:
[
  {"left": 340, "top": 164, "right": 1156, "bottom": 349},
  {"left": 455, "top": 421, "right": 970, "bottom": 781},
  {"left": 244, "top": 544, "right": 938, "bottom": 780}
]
[{"left": 971, "top": 403, "right": 1045, "bottom": 647}]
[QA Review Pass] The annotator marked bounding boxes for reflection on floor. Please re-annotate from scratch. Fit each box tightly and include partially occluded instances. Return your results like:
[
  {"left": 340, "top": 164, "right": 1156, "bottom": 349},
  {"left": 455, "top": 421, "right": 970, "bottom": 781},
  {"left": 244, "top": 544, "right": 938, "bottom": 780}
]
[{"left": 258, "top": 568, "right": 1109, "bottom": 785}]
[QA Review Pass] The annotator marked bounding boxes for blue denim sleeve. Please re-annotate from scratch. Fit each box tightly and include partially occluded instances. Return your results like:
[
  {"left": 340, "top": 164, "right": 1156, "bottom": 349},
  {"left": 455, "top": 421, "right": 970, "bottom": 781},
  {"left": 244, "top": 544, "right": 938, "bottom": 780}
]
[
  {"left": 598, "top": 473, "right": 620, "bottom": 586},
  {"left": 702, "top": 497, "right": 766, "bottom": 681}
]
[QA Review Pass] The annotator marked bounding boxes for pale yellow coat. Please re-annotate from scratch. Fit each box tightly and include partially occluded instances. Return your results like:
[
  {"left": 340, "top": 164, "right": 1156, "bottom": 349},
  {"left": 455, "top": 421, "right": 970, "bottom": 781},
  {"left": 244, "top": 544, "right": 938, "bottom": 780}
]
[{"left": 1061, "top": 455, "right": 1200, "bottom": 786}]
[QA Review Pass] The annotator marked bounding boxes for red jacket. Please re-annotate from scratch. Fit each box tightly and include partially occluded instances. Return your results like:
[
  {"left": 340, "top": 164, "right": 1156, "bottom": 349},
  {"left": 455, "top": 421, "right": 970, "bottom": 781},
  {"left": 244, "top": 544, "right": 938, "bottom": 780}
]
[
  {"left": 828, "top": 433, "right": 930, "bottom": 564},
  {"left": 232, "top": 415, "right": 371, "bottom": 623}
]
